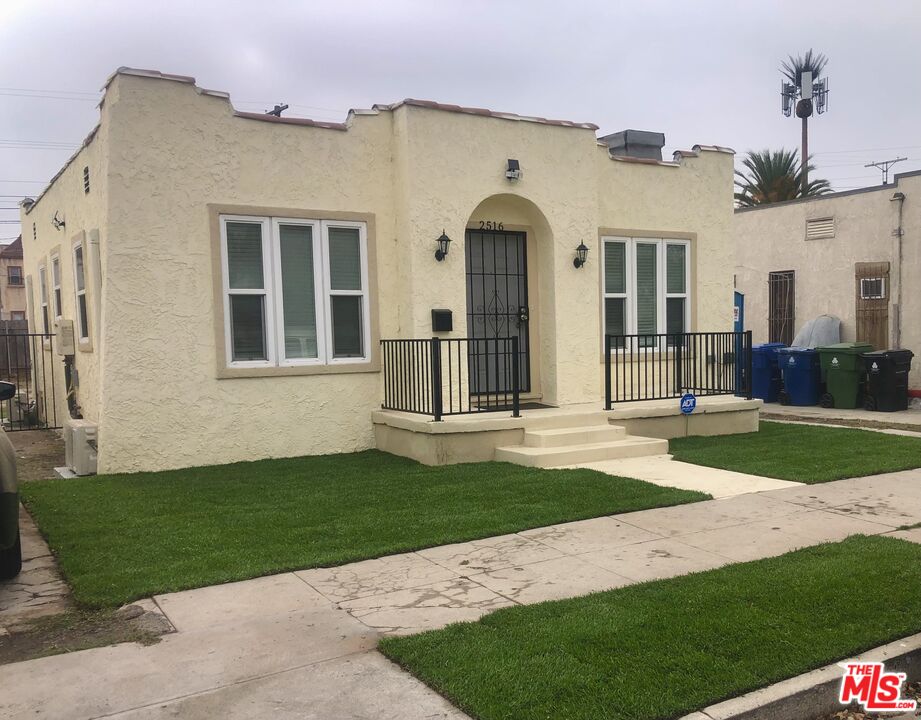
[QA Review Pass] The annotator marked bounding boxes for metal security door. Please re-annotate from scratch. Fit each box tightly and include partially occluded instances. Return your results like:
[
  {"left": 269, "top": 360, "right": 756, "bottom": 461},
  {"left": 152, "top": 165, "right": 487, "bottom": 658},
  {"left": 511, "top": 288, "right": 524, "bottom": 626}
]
[
  {"left": 465, "top": 229, "right": 530, "bottom": 394},
  {"left": 768, "top": 271, "right": 795, "bottom": 345}
]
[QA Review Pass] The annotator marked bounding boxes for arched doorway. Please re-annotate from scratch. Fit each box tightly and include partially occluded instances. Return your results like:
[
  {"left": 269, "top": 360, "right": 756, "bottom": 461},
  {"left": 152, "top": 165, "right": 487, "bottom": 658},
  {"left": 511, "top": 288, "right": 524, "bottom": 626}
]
[{"left": 464, "top": 194, "right": 554, "bottom": 403}]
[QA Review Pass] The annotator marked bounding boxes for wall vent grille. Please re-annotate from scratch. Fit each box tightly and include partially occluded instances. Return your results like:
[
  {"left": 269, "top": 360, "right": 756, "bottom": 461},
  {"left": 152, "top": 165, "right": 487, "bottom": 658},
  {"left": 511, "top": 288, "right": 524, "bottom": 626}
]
[{"left": 805, "top": 216, "right": 835, "bottom": 240}]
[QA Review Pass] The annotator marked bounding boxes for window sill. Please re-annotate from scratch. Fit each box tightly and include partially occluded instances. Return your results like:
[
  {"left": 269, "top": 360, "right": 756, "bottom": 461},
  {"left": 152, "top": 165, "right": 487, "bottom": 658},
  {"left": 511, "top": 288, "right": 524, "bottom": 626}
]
[
  {"left": 217, "top": 359, "right": 380, "bottom": 379},
  {"left": 77, "top": 340, "right": 94, "bottom": 353}
]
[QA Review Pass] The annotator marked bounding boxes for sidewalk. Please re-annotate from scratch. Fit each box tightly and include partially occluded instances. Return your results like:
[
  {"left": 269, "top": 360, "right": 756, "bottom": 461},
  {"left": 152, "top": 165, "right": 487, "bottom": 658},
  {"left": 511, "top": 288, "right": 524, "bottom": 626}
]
[
  {"left": 762, "top": 402, "right": 921, "bottom": 432},
  {"left": 3, "top": 470, "right": 921, "bottom": 719}
]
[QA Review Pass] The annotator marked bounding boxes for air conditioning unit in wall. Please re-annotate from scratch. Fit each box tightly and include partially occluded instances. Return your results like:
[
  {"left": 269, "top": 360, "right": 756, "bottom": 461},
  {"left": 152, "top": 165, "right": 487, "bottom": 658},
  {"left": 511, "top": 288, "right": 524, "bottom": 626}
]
[{"left": 64, "top": 418, "right": 98, "bottom": 476}]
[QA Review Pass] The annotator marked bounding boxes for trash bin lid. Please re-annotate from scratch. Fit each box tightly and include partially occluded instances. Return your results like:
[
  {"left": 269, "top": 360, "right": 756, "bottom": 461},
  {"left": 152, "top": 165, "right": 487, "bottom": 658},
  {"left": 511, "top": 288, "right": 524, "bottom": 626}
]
[
  {"left": 753, "top": 343, "right": 787, "bottom": 352},
  {"left": 776, "top": 346, "right": 817, "bottom": 355},
  {"left": 817, "top": 342, "right": 874, "bottom": 354},
  {"left": 862, "top": 349, "right": 914, "bottom": 358}
]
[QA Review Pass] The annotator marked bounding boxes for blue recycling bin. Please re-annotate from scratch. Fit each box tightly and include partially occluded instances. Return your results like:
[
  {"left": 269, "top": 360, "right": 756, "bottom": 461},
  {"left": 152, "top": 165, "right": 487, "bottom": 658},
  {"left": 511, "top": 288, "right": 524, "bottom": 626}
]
[
  {"left": 776, "top": 347, "right": 821, "bottom": 406},
  {"left": 751, "top": 342, "right": 786, "bottom": 402}
]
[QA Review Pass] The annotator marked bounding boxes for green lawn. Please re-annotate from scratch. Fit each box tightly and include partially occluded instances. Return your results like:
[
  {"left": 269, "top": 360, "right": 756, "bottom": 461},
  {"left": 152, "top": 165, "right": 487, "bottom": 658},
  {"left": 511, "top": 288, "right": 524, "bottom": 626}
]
[
  {"left": 21, "top": 450, "right": 706, "bottom": 607},
  {"left": 669, "top": 420, "right": 921, "bottom": 483},
  {"left": 380, "top": 535, "right": 921, "bottom": 720}
]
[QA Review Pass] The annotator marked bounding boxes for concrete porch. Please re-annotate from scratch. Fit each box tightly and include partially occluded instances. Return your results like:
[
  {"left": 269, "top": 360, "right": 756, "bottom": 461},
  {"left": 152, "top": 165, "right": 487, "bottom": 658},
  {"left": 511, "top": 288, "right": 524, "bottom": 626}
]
[{"left": 372, "top": 395, "right": 761, "bottom": 467}]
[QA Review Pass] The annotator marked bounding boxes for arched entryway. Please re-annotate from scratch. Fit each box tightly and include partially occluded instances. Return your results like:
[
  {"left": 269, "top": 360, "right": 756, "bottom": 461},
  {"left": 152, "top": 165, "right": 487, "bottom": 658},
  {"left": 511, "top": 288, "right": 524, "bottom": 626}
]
[{"left": 464, "top": 193, "right": 556, "bottom": 404}]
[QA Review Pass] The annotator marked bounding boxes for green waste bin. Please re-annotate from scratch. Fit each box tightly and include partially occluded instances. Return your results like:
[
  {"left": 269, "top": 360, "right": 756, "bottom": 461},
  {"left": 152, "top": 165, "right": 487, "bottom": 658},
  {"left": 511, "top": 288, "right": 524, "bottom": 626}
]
[{"left": 817, "top": 342, "right": 874, "bottom": 409}]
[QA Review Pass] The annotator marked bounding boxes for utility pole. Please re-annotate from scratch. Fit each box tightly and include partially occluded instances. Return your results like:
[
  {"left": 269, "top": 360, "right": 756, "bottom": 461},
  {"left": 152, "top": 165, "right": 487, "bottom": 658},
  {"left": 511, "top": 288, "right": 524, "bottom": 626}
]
[
  {"left": 865, "top": 157, "right": 906, "bottom": 185},
  {"left": 781, "top": 51, "right": 829, "bottom": 194}
]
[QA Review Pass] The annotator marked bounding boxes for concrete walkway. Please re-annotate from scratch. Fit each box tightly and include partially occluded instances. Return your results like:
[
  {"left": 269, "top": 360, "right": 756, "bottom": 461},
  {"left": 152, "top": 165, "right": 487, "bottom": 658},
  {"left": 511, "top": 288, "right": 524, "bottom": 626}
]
[
  {"left": 569, "top": 454, "right": 800, "bottom": 497},
  {"left": 762, "top": 402, "right": 921, "bottom": 431},
  {"left": 3, "top": 470, "right": 921, "bottom": 719},
  {"left": 0, "top": 505, "right": 71, "bottom": 630}
]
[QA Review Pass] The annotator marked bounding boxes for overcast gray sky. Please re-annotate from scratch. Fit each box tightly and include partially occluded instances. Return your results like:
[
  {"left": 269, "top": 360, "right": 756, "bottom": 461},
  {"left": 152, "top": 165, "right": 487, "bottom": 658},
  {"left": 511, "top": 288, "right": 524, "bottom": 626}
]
[{"left": 2, "top": 0, "right": 920, "bottom": 241}]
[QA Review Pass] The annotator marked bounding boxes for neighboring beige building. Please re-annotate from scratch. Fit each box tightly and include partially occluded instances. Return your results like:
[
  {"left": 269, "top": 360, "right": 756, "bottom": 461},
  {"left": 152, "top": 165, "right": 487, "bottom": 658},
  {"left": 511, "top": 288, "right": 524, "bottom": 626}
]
[
  {"left": 734, "top": 171, "right": 921, "bottom": 387},
  {"left": 0, "top": 237, "right": 27, "bottom": 322},
  {"left": 20, "top": 67, "right": 752, "bottom": 474}
]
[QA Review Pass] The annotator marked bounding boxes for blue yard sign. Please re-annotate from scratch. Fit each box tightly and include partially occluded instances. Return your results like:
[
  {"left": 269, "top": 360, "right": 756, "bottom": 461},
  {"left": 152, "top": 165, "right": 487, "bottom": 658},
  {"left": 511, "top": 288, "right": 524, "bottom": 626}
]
[{"left": 680, "top": 393, "right": 697, "bottom": 414}]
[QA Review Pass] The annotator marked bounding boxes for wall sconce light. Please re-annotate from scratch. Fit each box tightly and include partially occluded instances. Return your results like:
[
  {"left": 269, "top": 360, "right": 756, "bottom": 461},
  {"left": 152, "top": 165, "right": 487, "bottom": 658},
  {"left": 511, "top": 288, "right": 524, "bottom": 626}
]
[
  {"left": 52, "top": 211, "right": 66, "bottom": 231},
  {"left": 505, "top": 158, "right": 522, "bottom": 181},
  {"left": 573, "top": 242, "right": 589, "bottom": 269},
  {"left": 435, "top": 230, "right": 451, "bottom": 261}
]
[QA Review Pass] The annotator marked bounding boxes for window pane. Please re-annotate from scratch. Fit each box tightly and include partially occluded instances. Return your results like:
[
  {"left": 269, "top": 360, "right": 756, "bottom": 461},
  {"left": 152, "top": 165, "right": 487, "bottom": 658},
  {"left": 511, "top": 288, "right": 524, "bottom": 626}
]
[
  {"left": 39, "top": 269, "right": 47, "bottom": 300},
  {"left": 279, "top": 224, "right": 318, "bottom": 359},
  {"left": 328, "top": 227, "right": 362, "bottom": 291},
  {"left": 604, "top": 297, "right": 625, "bottom": 336},
  {"left": 54, "top": 289, "right": 62, "bottom": 316},
  {"left": 226, "top": 221, "right": 264, "bottom": 289},
  {"left": 78, "top": 295, "right": 89, "bottom": 338},
  {"left": 604, "top": 242, "right": 626, "bottom": 294},
  {"left": 230, "top": 294, "right": 267, "bottom": 361},
  {"left": 331, "top": 295, "right": 363, "bottom": 358},
  {"left": 636, "top": 243, "right": 657, "bottom": 335},
  {"left": 52, "top": 259, "right": 60, "bottom": 285},
  {"left": 42, "top": 307, "right": 49, "bottom": 334},
  {"left": 666, "top": 297, "right": 686, "bottom": 336},
  {"left": 74, "top": 247, "right": 85, "bottom": 291},
  {"left": 666, "top": 244, "right": 686, "bottom": 294}
]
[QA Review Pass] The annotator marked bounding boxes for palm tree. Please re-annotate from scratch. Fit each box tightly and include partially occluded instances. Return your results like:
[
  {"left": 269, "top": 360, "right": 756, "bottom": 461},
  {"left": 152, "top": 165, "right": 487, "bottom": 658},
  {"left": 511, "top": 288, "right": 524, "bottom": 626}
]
[
  {"left": 735, "top": 149, "right": 832, "bottom": 207},
  {"left": 781, "top": 49, "right": 828, "bottom": 88}
]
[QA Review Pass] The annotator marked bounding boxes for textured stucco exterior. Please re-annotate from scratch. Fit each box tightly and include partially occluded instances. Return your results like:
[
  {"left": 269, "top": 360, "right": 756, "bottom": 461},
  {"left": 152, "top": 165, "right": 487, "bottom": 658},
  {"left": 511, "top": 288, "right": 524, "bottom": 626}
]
[
  {"left": 21, "top": 68, "right": 736, "bottom": 473},
  {"left": 734, "top": 172, "right": 921, "bottom": 387}
]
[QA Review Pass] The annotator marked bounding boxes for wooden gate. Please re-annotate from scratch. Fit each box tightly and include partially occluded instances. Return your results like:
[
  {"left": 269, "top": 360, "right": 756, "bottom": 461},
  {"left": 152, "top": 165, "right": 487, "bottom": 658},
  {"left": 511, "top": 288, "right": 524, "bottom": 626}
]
[
  {"left": 768, "top": 271, "right": 795, "bottom": 345},
  {"left": 855, "top": 262, "right": 889, "bottom": 350}
]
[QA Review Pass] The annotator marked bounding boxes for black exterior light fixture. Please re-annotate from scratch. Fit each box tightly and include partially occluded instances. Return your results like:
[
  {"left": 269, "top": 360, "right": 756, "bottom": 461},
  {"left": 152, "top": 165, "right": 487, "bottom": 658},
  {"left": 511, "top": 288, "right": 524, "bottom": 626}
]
[
  {"left": 573, "top": 242, "right": 589, "bottom": 269},
  {"left": 435, "top": 230, "right": 451, "bottom": 261},
  {"left": 505, "top": 158, "right": 522, "bottom": 181}
]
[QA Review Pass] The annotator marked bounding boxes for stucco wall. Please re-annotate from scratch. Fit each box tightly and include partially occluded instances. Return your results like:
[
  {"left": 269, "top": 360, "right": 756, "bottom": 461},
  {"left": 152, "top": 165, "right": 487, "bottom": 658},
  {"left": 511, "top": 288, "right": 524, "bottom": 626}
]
[
  {"left": 31, "top": 70, "right": 736, "bottom": 473},
  {"left": 734, "top": 173, "right": 921, "bottom": 387},
  {"left": 20, "top": 119, "right": 109, "bottom": 430}
]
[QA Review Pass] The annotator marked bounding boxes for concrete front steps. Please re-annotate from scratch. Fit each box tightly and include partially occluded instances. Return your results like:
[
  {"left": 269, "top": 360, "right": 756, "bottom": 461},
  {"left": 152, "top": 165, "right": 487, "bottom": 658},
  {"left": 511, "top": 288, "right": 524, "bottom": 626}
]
[{"left": 495, "top": 420, "right": 668, "bottom": 468}]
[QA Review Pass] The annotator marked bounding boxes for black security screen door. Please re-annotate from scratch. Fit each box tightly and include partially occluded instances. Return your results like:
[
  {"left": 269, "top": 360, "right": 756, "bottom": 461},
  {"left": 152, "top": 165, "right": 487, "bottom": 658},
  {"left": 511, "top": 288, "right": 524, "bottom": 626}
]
[{"left": 465, "top": 229, "right": 531, "bottom": 394}]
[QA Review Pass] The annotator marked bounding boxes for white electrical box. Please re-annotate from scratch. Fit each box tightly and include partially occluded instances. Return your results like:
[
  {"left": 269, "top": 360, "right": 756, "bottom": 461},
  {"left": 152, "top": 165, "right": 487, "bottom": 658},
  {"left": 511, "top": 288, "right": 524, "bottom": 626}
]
[
  {"left": 55, "top": 318, "right": 75, "bottom": 355},
  {"left": 64, "top": 418, "right": 98, "bottom": 476}
]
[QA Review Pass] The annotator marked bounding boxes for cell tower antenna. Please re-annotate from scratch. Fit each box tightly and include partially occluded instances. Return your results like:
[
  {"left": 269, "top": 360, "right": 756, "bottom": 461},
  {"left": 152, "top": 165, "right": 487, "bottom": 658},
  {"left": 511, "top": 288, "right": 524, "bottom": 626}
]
[{"left": 865, "top": 157, "right": 907, "bottom": 185}]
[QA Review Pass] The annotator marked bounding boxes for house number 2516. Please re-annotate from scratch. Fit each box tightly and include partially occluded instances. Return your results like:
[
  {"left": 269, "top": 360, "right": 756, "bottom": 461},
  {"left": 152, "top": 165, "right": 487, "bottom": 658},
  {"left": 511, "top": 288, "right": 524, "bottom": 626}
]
[{"left": 478, "top": 220, "right": 504, "bottom": 230}]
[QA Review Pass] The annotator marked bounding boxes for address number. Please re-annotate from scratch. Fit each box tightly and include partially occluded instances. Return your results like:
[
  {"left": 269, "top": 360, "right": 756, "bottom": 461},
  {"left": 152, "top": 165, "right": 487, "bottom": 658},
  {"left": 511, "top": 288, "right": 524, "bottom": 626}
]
[{"left": 478, "top": 220, "right": 504, "bottom": 230}]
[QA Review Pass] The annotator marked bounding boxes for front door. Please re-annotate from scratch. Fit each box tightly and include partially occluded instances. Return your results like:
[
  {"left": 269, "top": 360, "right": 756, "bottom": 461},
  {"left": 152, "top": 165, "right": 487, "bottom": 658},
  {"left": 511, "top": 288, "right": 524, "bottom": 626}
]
[{"left": 465, "top": 229, "right": 531, "bottom": 393}]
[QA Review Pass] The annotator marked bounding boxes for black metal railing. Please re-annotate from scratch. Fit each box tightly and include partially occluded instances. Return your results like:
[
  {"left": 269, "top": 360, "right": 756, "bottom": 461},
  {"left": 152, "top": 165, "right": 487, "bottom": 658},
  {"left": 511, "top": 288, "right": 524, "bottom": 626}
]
[
  {"left": 605, "top": 331, "right": 752, "bottom": 407},
  {"left": 0, "top": 331, "right": 61, "bottom": 431},
  {"left": 381, "top": 337, "right": 520, "bottom": 420}
]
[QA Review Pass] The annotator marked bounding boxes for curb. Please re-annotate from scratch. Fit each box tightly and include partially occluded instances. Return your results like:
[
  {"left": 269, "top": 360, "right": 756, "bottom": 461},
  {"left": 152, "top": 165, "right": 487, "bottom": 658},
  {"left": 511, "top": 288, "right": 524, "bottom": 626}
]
[{"left": 680, "top": 632, "right": 921, "bottom": 720}]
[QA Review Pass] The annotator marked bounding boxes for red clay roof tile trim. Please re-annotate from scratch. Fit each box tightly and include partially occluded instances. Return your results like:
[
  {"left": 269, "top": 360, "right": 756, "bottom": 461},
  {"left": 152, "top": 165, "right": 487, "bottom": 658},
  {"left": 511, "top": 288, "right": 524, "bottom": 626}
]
[
  {"left": 233, "top": 111, "right": 348, "bottom": 131},
  {"left": 374, "top": 98, "right": 599, "bottom": 130}
]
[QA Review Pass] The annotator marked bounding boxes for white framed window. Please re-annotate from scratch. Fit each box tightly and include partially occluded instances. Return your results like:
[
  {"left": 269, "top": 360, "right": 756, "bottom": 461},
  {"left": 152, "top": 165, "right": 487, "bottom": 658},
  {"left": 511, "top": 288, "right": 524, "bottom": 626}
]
[
  {"left": 602, "top": 236, "right": 690, "bottom": 347},
  {"left": 50, "top": 254, "right": 62, "bottom": 319},
  {"left": 220, "top": 215, "right": 370, "bottom": 368},
  {"left": 37, "top": 264, "right": 49, "bottom": 334},
  {"left": 860, "top": 277, "right": 886, "bottom": 300},
  {"left": 72, "top": 242, "right": 89, "bottom": 341}
]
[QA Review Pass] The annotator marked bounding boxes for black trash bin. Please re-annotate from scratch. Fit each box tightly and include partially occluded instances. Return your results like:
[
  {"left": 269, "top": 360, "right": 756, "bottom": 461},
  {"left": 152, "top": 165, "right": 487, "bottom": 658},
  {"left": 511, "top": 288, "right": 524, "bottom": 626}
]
[{"left": 862, "top": 350, "right": 914, "bottom": 412}]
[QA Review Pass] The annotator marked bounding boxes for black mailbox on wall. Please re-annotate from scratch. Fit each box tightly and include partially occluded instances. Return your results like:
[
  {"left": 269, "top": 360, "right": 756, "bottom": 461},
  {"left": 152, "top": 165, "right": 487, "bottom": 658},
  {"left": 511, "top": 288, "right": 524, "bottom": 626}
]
[{"left": 431, "top": 309, "right": 453, "bottom": 332}]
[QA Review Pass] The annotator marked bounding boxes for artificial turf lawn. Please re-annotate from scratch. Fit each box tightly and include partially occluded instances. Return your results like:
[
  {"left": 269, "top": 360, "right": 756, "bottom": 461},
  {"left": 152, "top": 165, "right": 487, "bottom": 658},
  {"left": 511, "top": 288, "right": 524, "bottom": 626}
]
[
  {"left": 669, "top": 420, "right": 921, "bottom": 483},
  {"left": 20, "top": 450, "right": 707, "bottom": 608},
  {"left": 380, "top": 535, "right": 921, "bottom": 720}
]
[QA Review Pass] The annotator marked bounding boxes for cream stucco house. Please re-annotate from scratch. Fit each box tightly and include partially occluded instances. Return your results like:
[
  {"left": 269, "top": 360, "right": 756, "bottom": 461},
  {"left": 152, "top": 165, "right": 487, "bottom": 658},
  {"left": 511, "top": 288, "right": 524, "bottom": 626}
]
[
  {"left": 20, "top": 67, "right": 757, "bottom": 475},
  {"left": 734, "top": 171, "right": 920, "bottom": 388}
]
